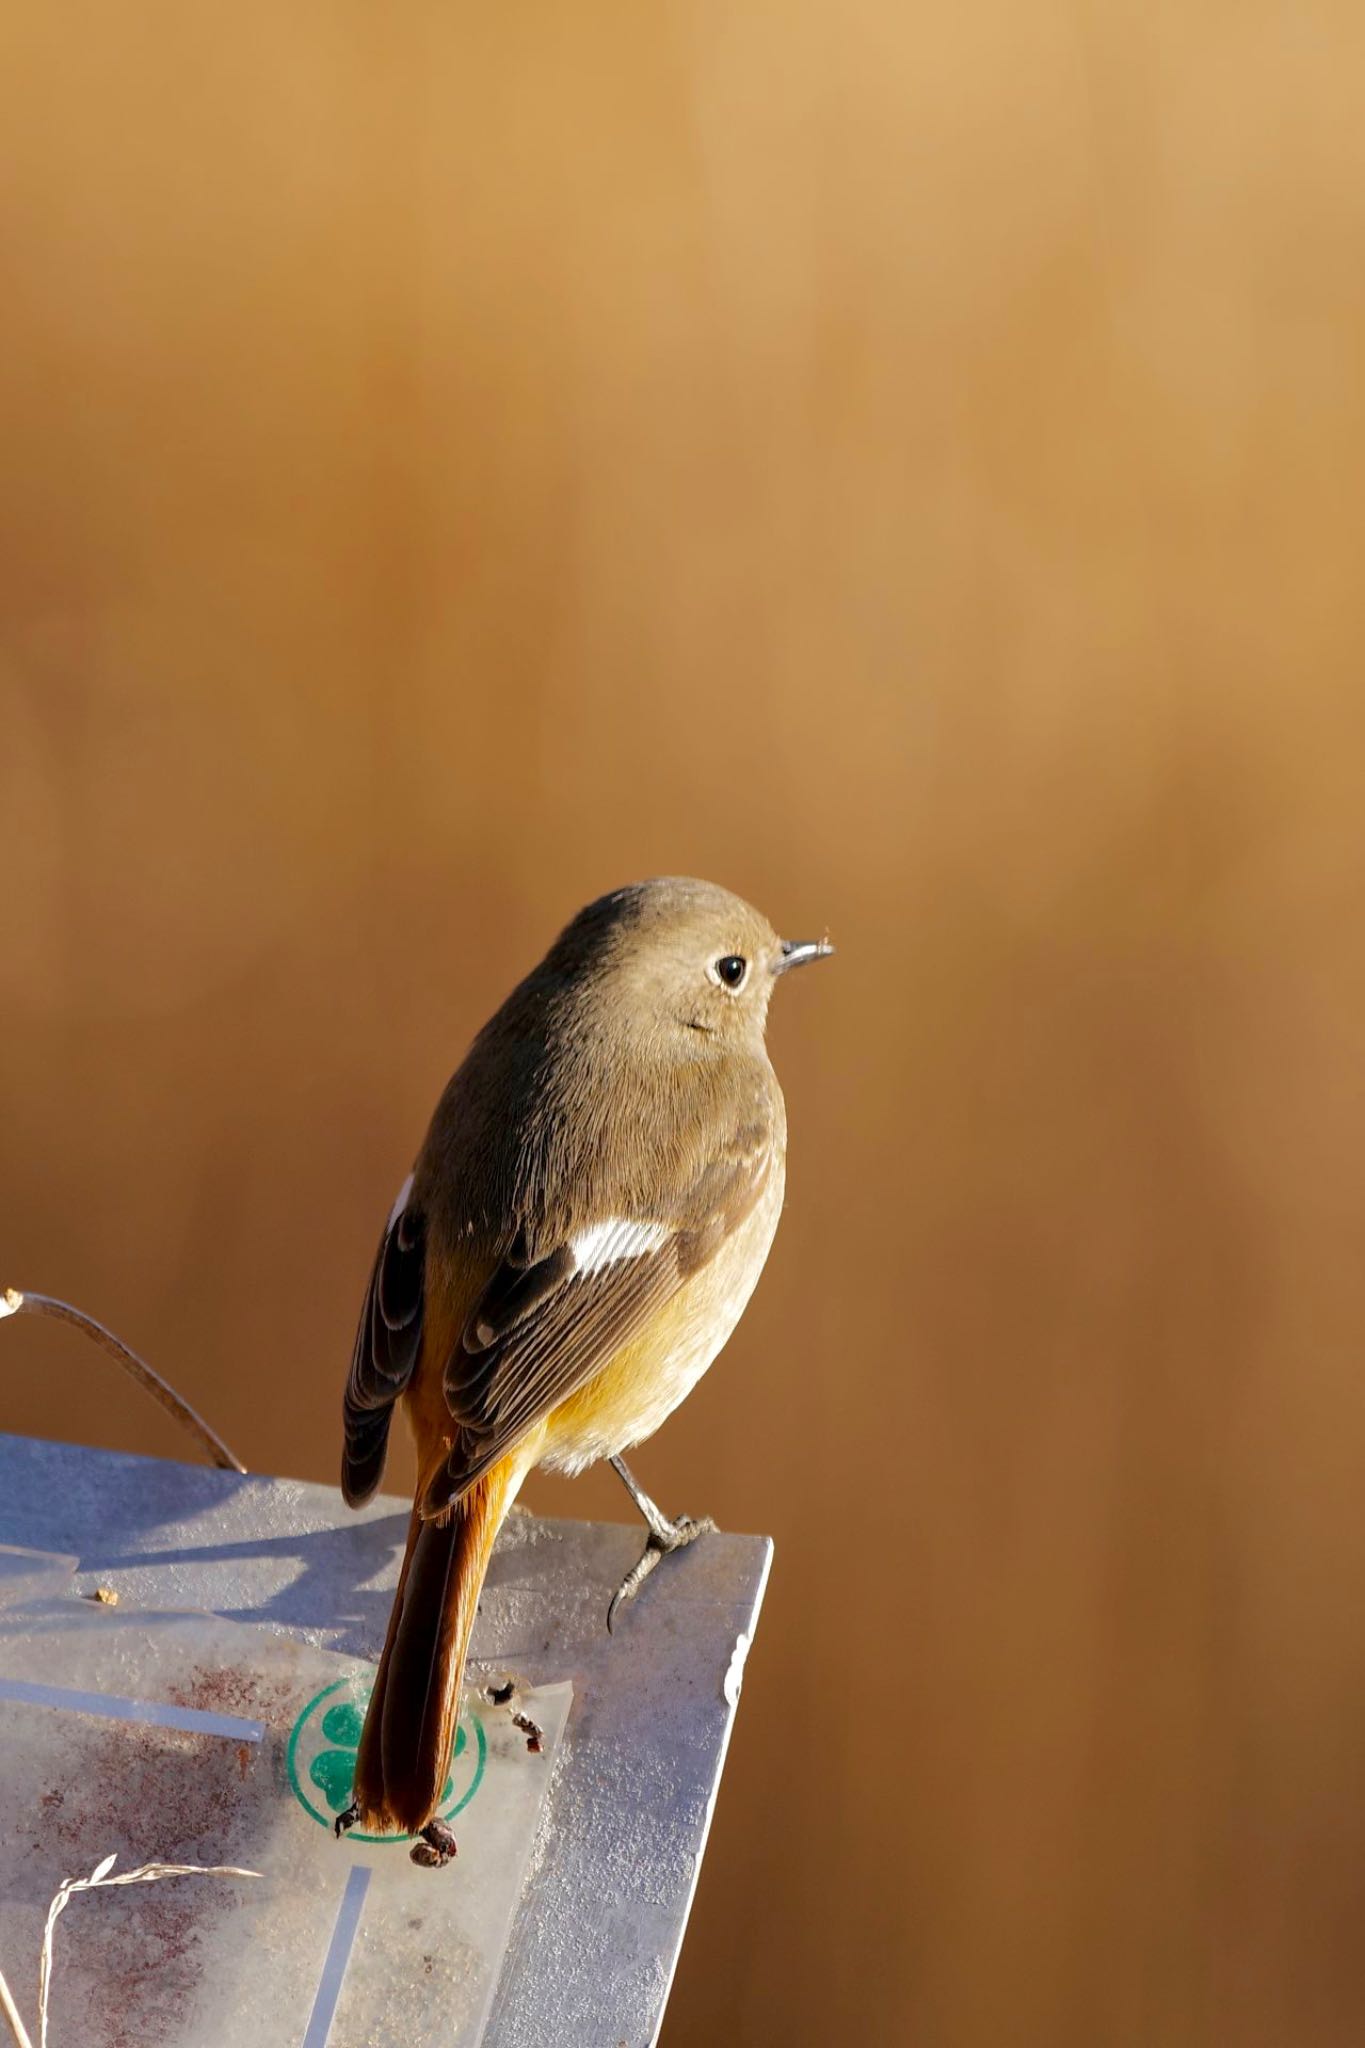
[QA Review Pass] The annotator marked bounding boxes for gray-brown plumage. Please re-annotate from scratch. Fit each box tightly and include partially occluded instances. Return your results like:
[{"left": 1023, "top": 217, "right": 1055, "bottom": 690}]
[{"left": 339, "top": 877, "right": 830, "bottom": 1861}]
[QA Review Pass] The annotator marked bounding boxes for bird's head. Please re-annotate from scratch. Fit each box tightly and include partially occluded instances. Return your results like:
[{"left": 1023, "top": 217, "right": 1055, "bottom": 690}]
[{"left": 547, "top": 876, "right": 833, "bottom": 1051}]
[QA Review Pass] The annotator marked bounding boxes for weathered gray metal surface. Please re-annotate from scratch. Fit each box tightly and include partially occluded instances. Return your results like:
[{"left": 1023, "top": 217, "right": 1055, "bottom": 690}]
[{"left": 0, "top": 1432, "right": 771, "bottom": 2047}]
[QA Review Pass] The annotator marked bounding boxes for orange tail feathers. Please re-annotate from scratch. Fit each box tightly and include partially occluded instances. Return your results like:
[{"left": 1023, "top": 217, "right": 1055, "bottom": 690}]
[{"left": 352, "top": 1455, "right": 521, "bottom": 1838}]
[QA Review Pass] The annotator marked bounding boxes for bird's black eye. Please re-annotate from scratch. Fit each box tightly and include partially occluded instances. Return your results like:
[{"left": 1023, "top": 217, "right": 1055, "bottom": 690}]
[{"left": 715, "top": 955, "right": 748, "bottom": 990}]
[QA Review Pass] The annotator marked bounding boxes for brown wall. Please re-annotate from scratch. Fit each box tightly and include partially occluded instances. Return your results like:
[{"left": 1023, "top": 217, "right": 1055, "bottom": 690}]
[{"left": 4, "top": 5, "right": 1365, "bottom": 2043}]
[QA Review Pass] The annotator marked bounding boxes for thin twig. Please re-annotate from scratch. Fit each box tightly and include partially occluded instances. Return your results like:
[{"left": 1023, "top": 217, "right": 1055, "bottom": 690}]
[
  {"left": 0, "top": 1964, "right": 34, "bottom": 2048},
  {"left": 1, "top": 1289, "right": 245, "bottom": 1474},
  {"left": 37, "top": 1854, "right": 260, "bottom": 2048}
]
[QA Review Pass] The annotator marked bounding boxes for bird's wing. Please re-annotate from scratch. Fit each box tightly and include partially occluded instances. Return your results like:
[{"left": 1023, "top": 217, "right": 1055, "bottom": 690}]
[
  {"left": 421, "top": 1133, "right": 773, "bottom": 1518},
  {"left": 341, "top": 1175, "right": 427, "bottom": 1506}
]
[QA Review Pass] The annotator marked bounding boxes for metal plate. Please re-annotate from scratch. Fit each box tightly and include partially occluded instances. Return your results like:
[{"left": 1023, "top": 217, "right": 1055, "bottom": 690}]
[{"left": 0, "top": 1433, "right": 773, "bottom": 2048}]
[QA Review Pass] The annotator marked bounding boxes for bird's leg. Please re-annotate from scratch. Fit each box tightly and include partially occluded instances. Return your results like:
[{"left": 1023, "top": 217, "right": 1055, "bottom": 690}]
[{"left": 606, "top": 1455, "right": 716, "bottom": 1632}]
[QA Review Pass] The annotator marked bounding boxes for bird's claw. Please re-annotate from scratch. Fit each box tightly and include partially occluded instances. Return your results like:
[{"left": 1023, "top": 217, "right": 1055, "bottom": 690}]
[
  {"left": 606, "top": 1513, "right": 716, "bottom": 1633},
  {"left": 333, "top": 1801, "right": 360, "bottom": 1840}
]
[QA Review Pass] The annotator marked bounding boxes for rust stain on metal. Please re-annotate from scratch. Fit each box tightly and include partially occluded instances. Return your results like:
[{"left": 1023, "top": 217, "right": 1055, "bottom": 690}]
[{"left": 22, "top": 1662, "right": 295, "bottom": 2047}]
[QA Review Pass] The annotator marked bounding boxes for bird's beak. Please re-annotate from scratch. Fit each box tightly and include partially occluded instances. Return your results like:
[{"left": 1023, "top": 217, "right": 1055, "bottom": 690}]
[{"left": 774, "top": 936, "right": 835, "bottom": 974}]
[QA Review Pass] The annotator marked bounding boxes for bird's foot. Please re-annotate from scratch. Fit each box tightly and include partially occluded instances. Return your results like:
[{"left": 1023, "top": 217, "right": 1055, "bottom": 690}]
[
  {"left": 607, "top": 1512, "right": 716, "bottom": 1633},
  {"left": 333, "top": 1802, "right": 360, "bottom": 1840},
  {"left": 410, "top": 1818, "right": 459, "bottom": 1869}
]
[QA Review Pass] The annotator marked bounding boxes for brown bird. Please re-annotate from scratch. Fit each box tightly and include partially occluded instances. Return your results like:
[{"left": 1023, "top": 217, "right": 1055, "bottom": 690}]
[{"left": 338, "top": 877, "right": 831, "bottom": 1864}]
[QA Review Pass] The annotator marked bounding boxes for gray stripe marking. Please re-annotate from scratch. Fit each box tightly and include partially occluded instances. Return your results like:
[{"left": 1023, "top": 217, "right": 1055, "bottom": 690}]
[
  {"left": 302, "top": 1863, "right": 371, "bottom": 2046},
  {"left": 0, "top": 1675, "right": 266, "bottom": 1741}
]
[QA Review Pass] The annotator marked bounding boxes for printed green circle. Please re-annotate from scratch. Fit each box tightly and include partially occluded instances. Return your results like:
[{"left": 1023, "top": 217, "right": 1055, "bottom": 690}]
[{"left": 286, "top": 1677, "right": 487, "bottom": 1842}]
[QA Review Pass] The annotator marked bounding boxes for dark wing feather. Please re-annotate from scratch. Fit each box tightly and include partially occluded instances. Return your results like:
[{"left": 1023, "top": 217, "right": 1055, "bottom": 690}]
[
  {"left": 342, "top": 1193, "right": 426, "bottom": 1507},
  {"left": 419, "top": 1144, "right": 770, "bottom": 1518}
]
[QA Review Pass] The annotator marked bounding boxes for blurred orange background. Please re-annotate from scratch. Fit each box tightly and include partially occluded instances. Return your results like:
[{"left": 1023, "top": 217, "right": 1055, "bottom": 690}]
[{"left": 4, "top": 4, "right": 1365, "bottom": 2043}]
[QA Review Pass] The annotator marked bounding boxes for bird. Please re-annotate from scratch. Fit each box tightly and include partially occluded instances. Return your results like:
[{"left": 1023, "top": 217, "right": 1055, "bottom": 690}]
[{"left": 337, "top": 876, "right": 831, "bottom": 1865}]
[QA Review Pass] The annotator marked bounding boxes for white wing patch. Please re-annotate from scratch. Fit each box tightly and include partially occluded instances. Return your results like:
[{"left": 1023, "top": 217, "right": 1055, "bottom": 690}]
[
  {"left": 571, "top": 1218, "right": 671, "bottom": 1275},
  {"left": 387, "top": 1172, "right": 414, "bottom": 1229}
]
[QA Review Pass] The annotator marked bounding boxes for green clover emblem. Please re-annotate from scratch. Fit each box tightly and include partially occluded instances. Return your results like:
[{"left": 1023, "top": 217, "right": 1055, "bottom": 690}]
[{"left": 286, "top": 1679, "right": 487, "bottom": 1840}]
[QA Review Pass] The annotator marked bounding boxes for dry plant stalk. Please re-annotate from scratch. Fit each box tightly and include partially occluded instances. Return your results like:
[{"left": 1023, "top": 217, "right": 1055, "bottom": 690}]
[
  {"left": 0, "top": 1307, "right": 253, "bottom": 2042},
  {"left": 34, "top": 1853, "right": 260, "bottom": 2048},
  {"left": 0, "top": 1288, "right": 244, "bottom": 1473},
  {"left": 0, "top": 1964, "right": 34, "bottom": 2048}
]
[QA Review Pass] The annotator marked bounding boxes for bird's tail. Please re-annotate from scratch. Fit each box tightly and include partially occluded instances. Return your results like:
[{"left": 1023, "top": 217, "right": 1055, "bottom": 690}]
[{"left": 352, "top": 1455, "right": 520, "bottom": 1837}]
